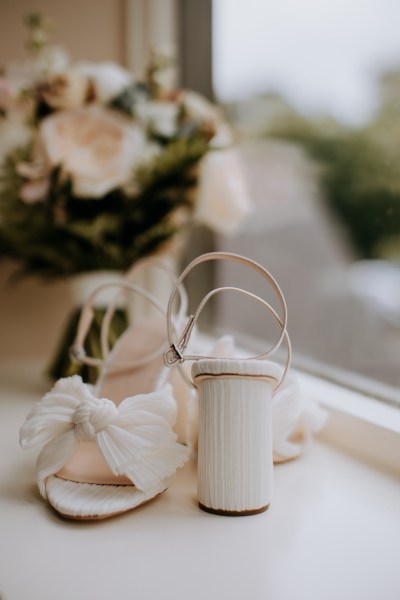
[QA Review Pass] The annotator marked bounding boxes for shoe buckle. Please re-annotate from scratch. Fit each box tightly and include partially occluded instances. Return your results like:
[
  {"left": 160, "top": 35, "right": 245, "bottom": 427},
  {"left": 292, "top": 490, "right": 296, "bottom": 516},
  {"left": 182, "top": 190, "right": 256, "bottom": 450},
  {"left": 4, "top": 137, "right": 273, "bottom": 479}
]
[
  {"left": 70, "top": 344, "right": 86, "bottom": 363},
  {"left": 164, "top": 343, "right": 184, "bottom": 366}
]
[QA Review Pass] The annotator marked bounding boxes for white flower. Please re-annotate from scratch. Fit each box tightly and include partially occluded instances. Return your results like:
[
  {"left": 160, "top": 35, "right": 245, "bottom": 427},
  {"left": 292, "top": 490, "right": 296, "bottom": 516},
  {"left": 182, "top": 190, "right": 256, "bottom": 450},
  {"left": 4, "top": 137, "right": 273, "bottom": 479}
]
[
  {"left": 74, "top": 61, "right": 133, "bottom": 102},
  {"left": 148, "top": 46, "right": 177, "bottom": 95},
  {"left": 183, "top": 90, "right": 220, "bottom": 124},
  {"left": 34, "top": 45, "right": 70, "bottom": 76},
  {"left": 4, "top": 47, "right": 70, "bottom": 93},
  {"left": 40, "top": 71, "right": 90, "bottom": 109},
  {"left": 153, "top": 62, "right": 176, "bottom": 95},
  {"left": 194, "top": 149, "right": 252, "bottom": 235},
  {"left": 40, "top": 106, "right": 146, "bottom": 197},
  {"left": 182, "top": 90, "right": 233, "bottom": 146},
  {"left": 136, "top": 100, "right": 179, "bottom": 137}
]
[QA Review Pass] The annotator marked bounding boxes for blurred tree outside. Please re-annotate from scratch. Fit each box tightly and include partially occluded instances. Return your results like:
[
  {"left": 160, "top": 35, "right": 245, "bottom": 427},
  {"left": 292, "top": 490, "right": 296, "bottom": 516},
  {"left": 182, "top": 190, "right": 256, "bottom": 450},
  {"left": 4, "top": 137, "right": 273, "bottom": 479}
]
[{"left": 226, "top": 68, "right": 400, "bottom": 263}]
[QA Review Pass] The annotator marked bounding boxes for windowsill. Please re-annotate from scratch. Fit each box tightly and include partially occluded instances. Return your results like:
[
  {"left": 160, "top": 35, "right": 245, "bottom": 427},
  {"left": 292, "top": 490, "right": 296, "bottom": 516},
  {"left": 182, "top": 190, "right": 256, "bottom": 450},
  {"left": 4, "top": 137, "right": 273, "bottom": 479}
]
[
  {"left": 296, "top": 369, "right": 400, "bottom": 476},
  {"left": 1, "top": 358, "right": 399, "bottom": 600},
  {"left": 298, "top": 369, "right": 400, "bottom": 433}
]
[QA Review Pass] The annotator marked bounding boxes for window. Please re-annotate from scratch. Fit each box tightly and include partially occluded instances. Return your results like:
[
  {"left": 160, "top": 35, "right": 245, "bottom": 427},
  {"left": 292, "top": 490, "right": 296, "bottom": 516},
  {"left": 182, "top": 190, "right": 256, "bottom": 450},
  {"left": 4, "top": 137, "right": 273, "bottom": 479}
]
[
  {"left": 209, "top": 0, "right": 400, "bottom": 399},
  {"left": 128, "top": 0, "right": 400, "bottom": 402}
]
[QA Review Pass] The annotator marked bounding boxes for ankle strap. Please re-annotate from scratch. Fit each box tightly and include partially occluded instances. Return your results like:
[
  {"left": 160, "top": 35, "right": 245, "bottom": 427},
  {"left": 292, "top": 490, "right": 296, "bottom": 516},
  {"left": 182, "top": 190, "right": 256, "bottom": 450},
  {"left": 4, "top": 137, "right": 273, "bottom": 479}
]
[
  {"left": 164, "top": 252, "right": 291, "bottom": 389},
  {"left": 70, "top": 257, "right": 187, "bottom": 372},
  {"left": 70, "top": 281, "right": 167, "bottom": 371}
]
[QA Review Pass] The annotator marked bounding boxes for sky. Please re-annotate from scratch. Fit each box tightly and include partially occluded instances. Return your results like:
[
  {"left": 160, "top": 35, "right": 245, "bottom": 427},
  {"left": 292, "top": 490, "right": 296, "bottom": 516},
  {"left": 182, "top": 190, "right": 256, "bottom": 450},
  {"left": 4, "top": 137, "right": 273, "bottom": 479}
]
[{"left": 213, "top": 0, "right": 400, "bottom": 125}]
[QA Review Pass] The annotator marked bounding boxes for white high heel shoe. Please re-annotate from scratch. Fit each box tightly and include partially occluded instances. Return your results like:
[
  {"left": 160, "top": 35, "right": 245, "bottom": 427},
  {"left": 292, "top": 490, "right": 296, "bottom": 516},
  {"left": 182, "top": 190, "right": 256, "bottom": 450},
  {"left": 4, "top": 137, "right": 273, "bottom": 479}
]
[
  {"left": 20, "top": 276, "right": 190, "bottom": 520},
  {"left": 164, "top": 252, "right": 291, "bottom": 516}
]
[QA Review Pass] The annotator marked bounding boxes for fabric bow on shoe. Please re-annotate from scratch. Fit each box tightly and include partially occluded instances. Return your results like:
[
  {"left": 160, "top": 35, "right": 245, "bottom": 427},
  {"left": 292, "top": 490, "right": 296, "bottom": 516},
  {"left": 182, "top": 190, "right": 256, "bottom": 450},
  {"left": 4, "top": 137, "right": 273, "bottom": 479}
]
[{"left": 20, "top": 375, "right": 189, "bottom": 497}]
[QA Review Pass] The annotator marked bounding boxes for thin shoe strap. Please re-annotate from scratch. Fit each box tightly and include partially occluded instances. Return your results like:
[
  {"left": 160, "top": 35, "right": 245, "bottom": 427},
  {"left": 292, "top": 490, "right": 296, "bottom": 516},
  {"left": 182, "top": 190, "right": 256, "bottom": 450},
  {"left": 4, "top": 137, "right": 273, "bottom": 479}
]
[
  {"left": 70, "top": 256, "right": 187, "bottom": 372},
  {"left": 70, "top": 281, "right": 167, "bottom": 371},
  {"left": 99, "top": 257, "right": 188, "bottom": 362},
  {"left": 167, "top": 287, "right": 291, "bottom": 389},
  {"left": 164, "top": 252, "right": 290, "bottom": 389}
]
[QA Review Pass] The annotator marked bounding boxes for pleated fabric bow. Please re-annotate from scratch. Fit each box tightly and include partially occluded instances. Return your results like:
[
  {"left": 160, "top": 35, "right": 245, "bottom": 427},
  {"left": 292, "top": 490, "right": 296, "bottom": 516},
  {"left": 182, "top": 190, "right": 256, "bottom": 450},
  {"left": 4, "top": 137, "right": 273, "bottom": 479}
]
[{"left": 20, "top": 375, "right": 190, "bottom": 497}]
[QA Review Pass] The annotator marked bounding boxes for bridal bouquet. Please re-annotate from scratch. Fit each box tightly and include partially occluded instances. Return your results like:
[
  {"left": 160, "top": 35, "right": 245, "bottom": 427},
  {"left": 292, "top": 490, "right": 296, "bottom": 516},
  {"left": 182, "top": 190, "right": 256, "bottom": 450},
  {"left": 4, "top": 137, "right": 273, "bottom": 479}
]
[
  {"left": 0, "top": 14, "right": 250, "bottom": 279},
  {"left": 0, "top": 14, "right": 250, "bottom": 381}
]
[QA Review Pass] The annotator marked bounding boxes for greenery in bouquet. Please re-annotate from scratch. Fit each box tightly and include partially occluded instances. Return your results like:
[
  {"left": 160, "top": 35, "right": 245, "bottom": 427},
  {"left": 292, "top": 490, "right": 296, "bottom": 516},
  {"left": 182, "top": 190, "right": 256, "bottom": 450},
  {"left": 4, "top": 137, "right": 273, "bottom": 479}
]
[{"left": 0, "top": 13, "right": 251, "bottom": 381}]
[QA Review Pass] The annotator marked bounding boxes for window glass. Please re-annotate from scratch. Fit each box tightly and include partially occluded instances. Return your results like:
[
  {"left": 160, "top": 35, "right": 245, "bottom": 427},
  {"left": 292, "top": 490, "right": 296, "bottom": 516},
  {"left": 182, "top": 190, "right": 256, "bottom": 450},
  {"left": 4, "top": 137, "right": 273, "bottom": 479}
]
[{"left": 212, "top": 0, "right": 400, "bottom": 392}]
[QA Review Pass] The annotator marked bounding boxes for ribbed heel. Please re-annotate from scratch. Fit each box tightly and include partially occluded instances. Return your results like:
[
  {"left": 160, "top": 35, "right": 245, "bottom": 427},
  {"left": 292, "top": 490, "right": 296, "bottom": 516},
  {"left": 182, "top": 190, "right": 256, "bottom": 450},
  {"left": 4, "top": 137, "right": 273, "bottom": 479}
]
[
  {"left": 164, "top": 251, "right": 291, "bottom": 516},
  {"left": 193, "top": 359, "right": 278, "bottom": 516}
]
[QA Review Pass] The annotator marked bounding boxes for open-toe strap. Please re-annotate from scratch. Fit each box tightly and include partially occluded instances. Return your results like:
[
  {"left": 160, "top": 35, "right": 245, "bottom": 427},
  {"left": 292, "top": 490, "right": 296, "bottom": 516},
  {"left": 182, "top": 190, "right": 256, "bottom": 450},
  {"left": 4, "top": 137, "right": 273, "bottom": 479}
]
[{"left": 19, "top": 375, "right": 190, "bottom": 499}]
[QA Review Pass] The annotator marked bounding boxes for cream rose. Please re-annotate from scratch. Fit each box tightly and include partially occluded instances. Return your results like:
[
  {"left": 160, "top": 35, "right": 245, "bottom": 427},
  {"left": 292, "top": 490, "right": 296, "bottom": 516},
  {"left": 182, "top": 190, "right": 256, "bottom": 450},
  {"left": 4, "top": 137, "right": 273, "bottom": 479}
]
[
  {"left": 194, "top": 149, "right": 252, "bottom": 235},
  {"left": 40, "top": 106, "right": 146, "bottom": 197}
]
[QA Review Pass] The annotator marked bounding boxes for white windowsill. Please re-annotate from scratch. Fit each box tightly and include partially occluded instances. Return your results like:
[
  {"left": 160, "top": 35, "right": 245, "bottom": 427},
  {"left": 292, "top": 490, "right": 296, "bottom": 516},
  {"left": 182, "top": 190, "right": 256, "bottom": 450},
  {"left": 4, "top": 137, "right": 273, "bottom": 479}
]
[
  {"left": 296, "top": 369, "right": 400, "bottom": 476},
  {"left": 298, "top": 369, "right": 400, "bottom": 433},
  {"left": 0, "top": 358, "right": 399, "bottom": 600}
]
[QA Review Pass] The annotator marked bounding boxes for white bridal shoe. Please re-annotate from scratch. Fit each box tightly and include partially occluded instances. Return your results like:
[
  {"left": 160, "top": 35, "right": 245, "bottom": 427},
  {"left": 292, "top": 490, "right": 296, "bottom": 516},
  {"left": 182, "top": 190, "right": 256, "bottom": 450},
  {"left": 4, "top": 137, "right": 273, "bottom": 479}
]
[
  {"left": 20, "top": 251, "right": 321, "bottom": 520},
  {"left": 164, "top": 252, "right": 291, "bottom": 516},
  {"left": 20, "top": 270, "right": 190, "bottom": 520}
]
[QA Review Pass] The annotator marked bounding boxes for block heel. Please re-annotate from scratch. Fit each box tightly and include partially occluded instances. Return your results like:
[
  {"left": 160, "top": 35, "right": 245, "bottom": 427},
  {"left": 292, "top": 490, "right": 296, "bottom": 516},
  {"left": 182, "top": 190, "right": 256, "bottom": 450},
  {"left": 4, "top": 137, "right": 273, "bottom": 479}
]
[
  {"left": 194, "top": 359, "right": 282, "bottom": 514},
  {"left": 164, "top": 252, "right": 291, "bottom": 516}
]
